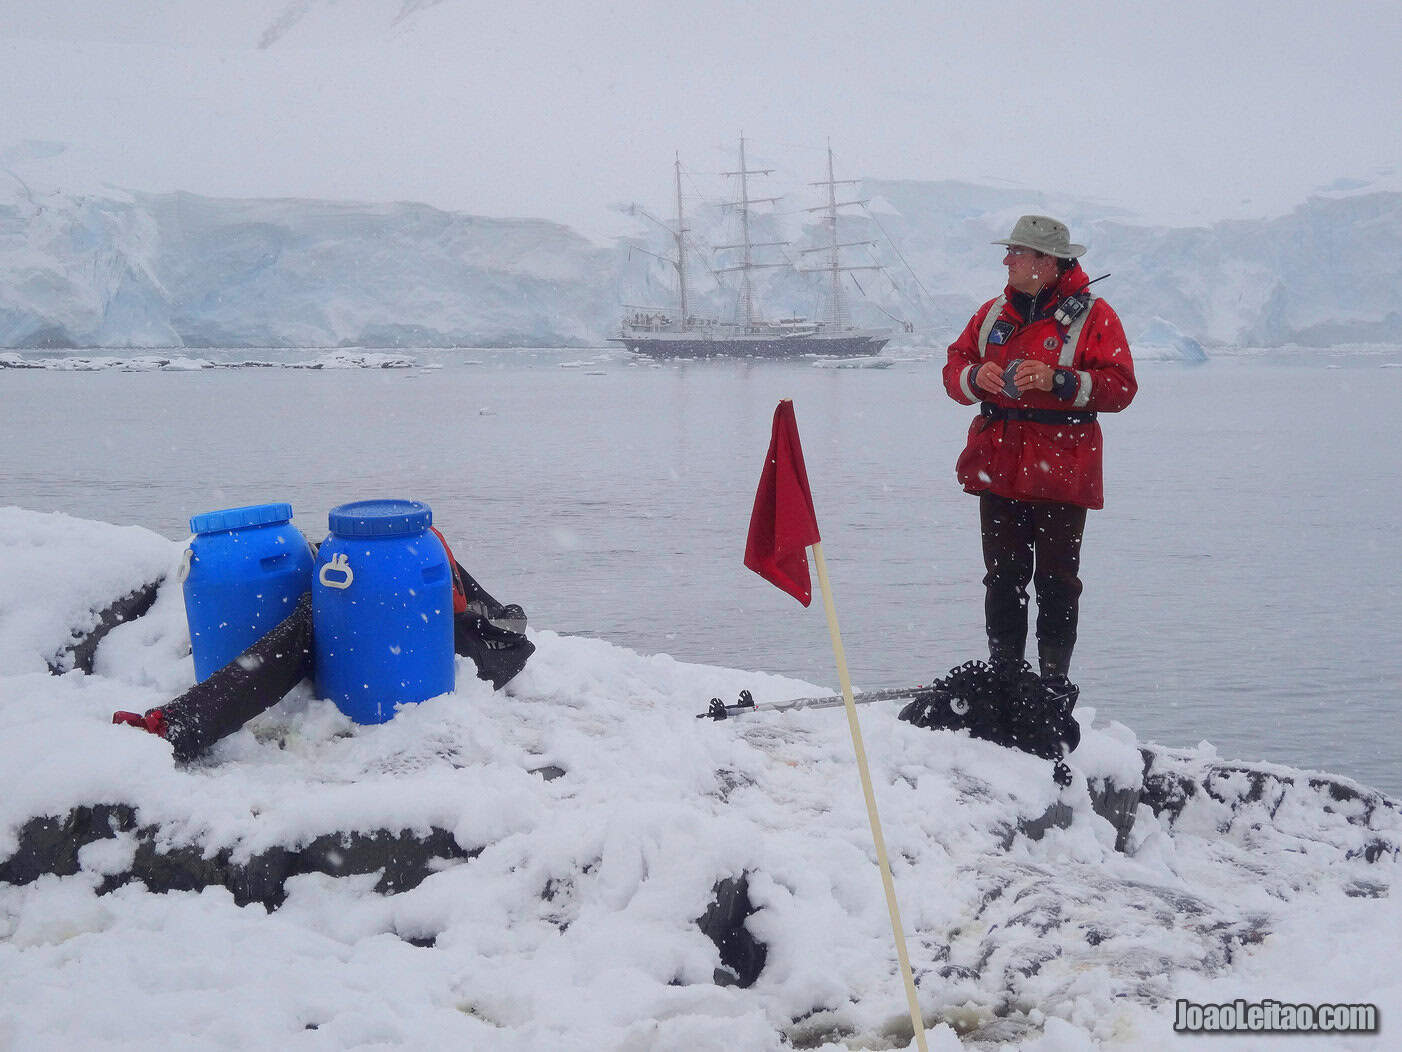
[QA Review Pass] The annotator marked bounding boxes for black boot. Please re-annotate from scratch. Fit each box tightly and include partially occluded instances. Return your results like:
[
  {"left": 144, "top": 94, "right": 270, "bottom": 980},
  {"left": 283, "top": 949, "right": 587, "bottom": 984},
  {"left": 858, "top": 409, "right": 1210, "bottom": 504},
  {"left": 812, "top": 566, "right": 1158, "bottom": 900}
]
[
  {"left": 1039, "top": 643, "right": 1073, "bottom": 682},
  {"left": 988, "top": 636, "right": 1026, "bottom": 674}
]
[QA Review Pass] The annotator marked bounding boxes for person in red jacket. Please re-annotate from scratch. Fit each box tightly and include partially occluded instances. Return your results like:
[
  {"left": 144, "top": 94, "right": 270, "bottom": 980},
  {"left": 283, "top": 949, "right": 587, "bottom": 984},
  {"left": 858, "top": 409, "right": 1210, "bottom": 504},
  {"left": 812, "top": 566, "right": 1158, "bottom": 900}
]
[{"left": 943, "top": 215, "right": 1136, "bottom": 681}]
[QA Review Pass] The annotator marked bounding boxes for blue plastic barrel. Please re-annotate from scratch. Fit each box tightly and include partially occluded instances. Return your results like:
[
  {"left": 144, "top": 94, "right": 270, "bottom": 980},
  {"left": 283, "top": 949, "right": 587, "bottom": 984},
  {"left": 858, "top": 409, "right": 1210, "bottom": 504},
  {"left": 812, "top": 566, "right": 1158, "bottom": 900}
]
[
  {"left": 312, "top": 499, "right": 456, "bottom": 724},
  {"left": 182, "top": 502, "right": 315, "bottom": 683}
]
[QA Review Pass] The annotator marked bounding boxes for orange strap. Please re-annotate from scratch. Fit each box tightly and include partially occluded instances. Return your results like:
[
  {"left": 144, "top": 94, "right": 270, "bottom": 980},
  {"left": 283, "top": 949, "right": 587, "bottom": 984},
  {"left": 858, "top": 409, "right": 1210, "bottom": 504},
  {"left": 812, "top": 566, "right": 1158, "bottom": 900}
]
[{"left": 429, "top": 526, "right": 468, "bottom": 615}]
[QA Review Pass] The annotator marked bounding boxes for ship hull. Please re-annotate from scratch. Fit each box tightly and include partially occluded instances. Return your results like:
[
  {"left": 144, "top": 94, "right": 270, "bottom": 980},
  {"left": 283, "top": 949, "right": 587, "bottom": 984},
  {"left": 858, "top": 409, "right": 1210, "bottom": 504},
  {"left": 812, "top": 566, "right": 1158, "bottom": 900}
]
[{"left": 611, "top": 333, "right": 889, "bottom": 360}]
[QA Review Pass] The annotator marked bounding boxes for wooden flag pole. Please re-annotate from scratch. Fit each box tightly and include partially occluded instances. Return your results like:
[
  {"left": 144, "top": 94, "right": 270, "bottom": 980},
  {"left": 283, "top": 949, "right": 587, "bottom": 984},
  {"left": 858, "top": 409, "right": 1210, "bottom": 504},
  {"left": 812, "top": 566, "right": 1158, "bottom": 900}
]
[{"left": 810, "top": 541, "right": 928, "bottom": 1051}]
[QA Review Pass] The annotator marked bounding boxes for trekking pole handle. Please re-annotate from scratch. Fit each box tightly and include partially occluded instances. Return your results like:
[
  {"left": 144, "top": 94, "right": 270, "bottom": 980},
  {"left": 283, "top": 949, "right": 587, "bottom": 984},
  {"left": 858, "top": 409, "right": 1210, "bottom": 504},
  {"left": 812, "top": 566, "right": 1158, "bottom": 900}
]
[
  {"left": 319, "top": 553, "right": 354, "bottom": 590},
  {"left": 698, "top": 698, "right": 730, "bottom": 720},
  {"left": 697, "top": 691, "right": 758, "bottom": 720}
]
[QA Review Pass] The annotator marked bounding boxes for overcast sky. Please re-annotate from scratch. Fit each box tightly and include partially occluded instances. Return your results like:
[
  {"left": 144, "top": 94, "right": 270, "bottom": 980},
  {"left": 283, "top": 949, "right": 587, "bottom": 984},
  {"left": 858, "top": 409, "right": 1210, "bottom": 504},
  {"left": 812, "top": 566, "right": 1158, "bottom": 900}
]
[{"left": 3, "top": 0, "right": 1398, "bottom": 239}]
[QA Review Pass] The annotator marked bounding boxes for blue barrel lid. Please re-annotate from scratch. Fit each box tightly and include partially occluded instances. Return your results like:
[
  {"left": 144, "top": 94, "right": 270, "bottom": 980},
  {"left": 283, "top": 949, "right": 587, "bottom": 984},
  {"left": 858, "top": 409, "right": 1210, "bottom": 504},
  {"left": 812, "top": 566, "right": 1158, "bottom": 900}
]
[
  {"left": 327, "top": 499, "right": 433, "bottom": 538},
  {"left": 189, "top": 502, "right": 294, "bottom": 535}
]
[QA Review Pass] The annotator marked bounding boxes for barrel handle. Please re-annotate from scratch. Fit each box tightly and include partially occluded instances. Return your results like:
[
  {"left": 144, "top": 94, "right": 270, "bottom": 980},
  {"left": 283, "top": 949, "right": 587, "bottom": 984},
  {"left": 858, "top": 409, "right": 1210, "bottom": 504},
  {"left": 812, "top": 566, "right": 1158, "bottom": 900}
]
[
  {"left": 319, "top": 553, "right": 354, "bottom": 590},
  {"left": 177, "top": 548, "right": 193, "bottom": 583}
]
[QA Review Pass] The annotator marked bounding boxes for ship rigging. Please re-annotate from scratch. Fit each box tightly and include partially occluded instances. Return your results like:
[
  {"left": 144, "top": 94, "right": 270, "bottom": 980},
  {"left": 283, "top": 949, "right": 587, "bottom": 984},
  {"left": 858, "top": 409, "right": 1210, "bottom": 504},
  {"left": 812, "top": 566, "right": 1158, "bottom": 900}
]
[{"left": 613, "top": 138, "right": 903, "bottom": 359}]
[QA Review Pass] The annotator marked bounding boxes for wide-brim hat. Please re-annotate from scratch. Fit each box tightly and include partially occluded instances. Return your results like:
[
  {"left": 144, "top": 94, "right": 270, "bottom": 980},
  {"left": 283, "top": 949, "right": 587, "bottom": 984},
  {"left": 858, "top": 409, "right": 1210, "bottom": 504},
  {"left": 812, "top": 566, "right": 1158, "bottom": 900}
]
[{"left": 993, "top": 214, "right": 1085, "bottom": 259}]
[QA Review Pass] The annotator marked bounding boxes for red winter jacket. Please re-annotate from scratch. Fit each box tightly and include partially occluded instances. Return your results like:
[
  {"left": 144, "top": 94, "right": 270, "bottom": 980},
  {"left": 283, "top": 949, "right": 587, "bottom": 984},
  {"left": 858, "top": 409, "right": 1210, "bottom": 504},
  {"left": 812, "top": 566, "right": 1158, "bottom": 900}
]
[{"left": 942, "top": 262, "right": 1136, "bottom": 510}]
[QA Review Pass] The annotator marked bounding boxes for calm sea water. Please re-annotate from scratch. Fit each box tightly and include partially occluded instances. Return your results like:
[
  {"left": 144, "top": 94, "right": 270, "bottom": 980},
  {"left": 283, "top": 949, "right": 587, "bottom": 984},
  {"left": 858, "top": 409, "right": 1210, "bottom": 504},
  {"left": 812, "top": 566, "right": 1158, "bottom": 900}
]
[{"left": 4, "top": 346, "right": 1400, "bottom": 795}]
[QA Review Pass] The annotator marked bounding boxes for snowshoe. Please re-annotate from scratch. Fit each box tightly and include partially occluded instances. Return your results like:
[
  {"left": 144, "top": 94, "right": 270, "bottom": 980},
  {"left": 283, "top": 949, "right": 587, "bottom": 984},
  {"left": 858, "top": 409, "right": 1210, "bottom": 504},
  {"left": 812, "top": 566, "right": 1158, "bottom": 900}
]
[{"left": 897, "top": 658, "right": 1080, "bottom": 761}]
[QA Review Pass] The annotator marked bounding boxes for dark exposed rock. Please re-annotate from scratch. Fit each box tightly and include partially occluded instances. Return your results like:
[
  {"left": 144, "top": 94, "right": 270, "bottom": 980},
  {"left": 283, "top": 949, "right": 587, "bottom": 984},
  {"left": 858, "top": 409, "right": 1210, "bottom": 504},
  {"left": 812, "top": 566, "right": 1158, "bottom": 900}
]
[
  {"left": 292, "top": 828, "right": 475, "bottom": 895},
  {"left": 1005, "top": 886, "right": 1067, "bottom": 937},
  {"left": 992, "top": 820, "right": 1018, "bottom": 851},
  {"left": 1091, "top": 780, "right": 1142, "bottom": 852},
  {"left": 1203, "top": 767, "right": 1285, "bottom": 811},
  {"left": 0, "top": 804, "right": 138, "bottom": 884},
  {"left": 958, "top": 1016, "right": 1041, "bottom": 1045},
  {"left": 1006, "top": 945, "right": 1061, "bottom": 979},
  {"left": 1017, "top": 801, "right": 1075, "bottom": 843},
  {"left": 785, "top": 1011, "right": 857, "bottom": 1050},
  {"left": 48, "top": 578, "right": 164, "bottom": 675},
  {"left": 937, "top": 962, "right": 980, "bottom": 981},
  {"left": 1343, "top": 880, "right": 1390, "bottom": 899},
  {"left": 697, "top": 872, "right": 767, "bottom": 988},
  {"left": 1015, "top": 778, "right": 1141, "bottom": 851},
  {"left": 539, "top": 872, "right": 583, "bottom": 934},
  {"left": 1348, "top": 839, "right": 1399, "bottom": 864},
  {"left": 128, "top": 838, "right": 232, "bottom": 894},
  {"left": 1, "top": 803, "right": 479, "bottom": 910},
  {"left": 712, "top": 767, "right": 755, "bottom": 802},
  {"left": 227, "top": 846, "right": 296, "bottom": 908}
]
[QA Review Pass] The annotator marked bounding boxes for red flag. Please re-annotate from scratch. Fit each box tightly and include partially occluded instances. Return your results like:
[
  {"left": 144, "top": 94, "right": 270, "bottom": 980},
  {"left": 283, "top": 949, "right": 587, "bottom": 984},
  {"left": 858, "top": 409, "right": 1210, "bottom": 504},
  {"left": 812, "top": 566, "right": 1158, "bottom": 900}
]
[{"left": 744, "top": 400, "right": 822, "bottom": 605}]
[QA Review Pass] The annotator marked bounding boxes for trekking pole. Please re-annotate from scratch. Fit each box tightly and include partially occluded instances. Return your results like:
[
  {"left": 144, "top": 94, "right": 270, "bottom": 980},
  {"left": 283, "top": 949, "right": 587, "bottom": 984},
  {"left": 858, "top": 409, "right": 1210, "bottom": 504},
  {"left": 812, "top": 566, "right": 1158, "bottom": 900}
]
[{"left": 697, "top": 684, "right": 927, "bottom": 721}]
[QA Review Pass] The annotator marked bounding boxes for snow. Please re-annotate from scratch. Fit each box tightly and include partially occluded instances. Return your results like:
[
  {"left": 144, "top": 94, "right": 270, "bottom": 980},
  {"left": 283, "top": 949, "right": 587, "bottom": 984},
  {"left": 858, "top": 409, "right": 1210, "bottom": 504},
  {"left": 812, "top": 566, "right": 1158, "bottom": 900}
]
[{"left": 2, "top": 506, "right": 1398, "bottom": 1049}]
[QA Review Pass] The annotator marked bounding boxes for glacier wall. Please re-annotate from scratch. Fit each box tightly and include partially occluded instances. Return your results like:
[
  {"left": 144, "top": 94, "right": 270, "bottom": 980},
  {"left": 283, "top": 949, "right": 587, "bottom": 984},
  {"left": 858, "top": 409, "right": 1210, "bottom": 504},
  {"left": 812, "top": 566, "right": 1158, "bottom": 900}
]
[
  {"left": 0, "top": 190, "right": 619, "bottom": 349},
  {"left": 1, "top": 178, "right": 1398, "bottom": 350}
]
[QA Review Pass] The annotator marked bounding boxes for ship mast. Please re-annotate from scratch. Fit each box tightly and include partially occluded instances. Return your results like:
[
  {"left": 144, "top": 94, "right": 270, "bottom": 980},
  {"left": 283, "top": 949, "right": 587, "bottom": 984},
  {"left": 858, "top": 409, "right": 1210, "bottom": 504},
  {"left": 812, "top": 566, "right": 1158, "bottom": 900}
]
[
  {"left": 738, "top": 138, "right": 755, "bottom": 329},
  {"left": 803, "top": 143, "right": 880, "bottom": 330},
  {"left": 622, "top": 157, "right": 696, "bottom": 330},
  {"left": 673, "top": 154, "right": 687, "bottom": 325},
  {"left": 717, "top": 135, "right": 785, "bottom": 331},
  {"left": 824, "top": 146, "right": 847, "bottom": 328}
]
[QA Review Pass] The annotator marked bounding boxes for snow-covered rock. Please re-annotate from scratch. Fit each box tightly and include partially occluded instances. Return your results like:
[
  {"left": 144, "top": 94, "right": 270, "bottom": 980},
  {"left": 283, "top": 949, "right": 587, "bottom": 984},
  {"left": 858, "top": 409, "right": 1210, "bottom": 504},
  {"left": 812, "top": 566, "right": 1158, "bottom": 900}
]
[
  {"left": 2, "top": 506, "right": 1399, "bottom": 1049},
  {"left": 0, "top": 508, "right": 174, "bottom": 675}
]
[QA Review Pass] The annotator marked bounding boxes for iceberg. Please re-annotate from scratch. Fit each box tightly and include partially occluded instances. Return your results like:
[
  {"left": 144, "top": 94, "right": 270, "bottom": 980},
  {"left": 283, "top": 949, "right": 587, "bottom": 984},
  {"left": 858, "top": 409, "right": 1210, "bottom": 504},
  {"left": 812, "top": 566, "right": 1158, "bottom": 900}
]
[{"left": 1135, "top": 316, "right": 1209, "bottom": 362}]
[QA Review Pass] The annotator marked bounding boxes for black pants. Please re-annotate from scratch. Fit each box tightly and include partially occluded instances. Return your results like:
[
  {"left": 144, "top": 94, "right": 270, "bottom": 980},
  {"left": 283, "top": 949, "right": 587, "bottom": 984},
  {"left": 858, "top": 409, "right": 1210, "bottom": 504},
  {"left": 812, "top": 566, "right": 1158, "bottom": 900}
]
[{"left": 979, "top": 492, "right": 1086, "bottom": 673}]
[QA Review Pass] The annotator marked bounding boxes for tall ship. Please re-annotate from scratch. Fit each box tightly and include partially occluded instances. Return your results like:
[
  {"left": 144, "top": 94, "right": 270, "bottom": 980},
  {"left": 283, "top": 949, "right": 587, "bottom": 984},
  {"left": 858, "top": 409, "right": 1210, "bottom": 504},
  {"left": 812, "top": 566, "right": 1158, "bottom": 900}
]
[{"left": 612, "top": 139, "right": 900, "bottom": 359}]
